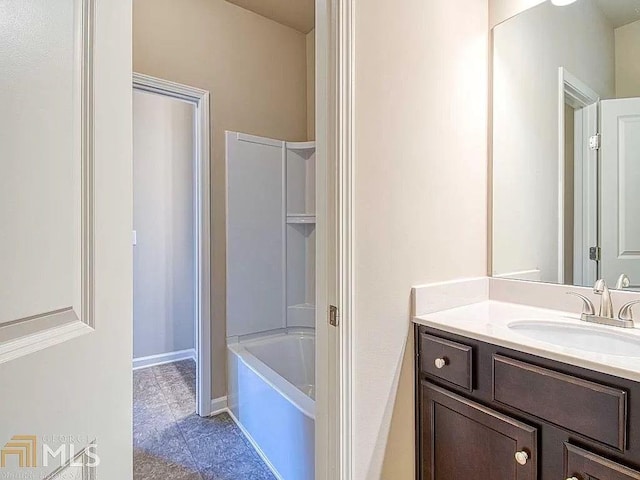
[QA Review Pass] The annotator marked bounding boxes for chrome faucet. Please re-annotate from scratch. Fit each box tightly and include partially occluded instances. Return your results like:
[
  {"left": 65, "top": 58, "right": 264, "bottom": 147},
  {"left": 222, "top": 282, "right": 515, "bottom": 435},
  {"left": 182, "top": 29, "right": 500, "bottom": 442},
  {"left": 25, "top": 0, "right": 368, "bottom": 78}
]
[
  {"left": 594, "top": 279, "right": 614, "bottom": 318},
  {"left": 568, "top": 279, "right": 640, "bottom": 328}
]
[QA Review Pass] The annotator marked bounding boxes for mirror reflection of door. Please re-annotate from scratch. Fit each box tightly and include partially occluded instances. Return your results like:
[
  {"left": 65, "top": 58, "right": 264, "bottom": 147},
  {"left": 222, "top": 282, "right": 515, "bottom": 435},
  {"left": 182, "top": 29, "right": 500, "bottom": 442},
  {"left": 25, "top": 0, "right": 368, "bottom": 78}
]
[
  {"left": 562, "top": 71, "right": 599, "bottom": 288},
  {"left": 492, "top": 0, "right": 640, "bottom": 290},
  {"left": 600, "top": 98, "right": 640, "bottom": 291}
]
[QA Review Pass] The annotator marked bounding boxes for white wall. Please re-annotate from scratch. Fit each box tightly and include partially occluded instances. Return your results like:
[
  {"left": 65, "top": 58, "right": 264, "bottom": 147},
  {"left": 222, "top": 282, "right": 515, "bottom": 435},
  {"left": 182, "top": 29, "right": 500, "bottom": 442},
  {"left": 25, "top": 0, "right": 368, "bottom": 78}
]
[
  {"left": 615, "top": 19, "right": 640, "bottom": 98},
  {"left": 353, "top": 1, "right": 488, "bottom": 478},
  {"left": 133, "top": 91, "right": 196, "bottom": 359},
  {"left": 492, "top": 0, "right": 614, "bottom": 282},
  {"left": 490, "top": 0, "right": 545, "bottom": 27}
]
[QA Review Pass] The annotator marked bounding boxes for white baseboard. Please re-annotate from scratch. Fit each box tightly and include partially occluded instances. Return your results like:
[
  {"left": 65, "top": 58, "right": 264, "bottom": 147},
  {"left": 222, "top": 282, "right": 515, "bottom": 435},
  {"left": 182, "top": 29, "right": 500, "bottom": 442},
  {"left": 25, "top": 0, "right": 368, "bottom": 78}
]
[
  {"left": 210, "top": 396, "right": 228, "bottom": 416},
  {"left": 226, "top": 408, "right": 284, "bottom": 480},
  {"left": 133, "top": 348, "right": 196, "bottom": 370}
]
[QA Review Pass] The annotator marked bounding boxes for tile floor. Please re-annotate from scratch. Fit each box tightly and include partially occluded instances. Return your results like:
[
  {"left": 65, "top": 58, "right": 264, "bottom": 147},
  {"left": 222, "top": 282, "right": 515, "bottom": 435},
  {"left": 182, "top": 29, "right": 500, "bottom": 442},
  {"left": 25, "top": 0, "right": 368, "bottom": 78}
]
[{"left": 133, "top": 359, "right": 276, "bottom": 480}]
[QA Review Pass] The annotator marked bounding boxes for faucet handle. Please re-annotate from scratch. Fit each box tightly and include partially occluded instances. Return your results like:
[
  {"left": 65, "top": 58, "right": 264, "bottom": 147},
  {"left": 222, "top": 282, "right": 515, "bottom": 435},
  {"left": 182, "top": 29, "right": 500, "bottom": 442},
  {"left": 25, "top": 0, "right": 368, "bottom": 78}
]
[
  {"left": 619, "top": 300, "right": 640, "bottom": 322},
  {"left": 616, "top": 274, "right": 631, "bottom": 290},
  {"left": 566, "top": 292, "right": 596, "bottom": 316},
  {"left": 594, "top": 279, "right": 607, "bottom": 293}
]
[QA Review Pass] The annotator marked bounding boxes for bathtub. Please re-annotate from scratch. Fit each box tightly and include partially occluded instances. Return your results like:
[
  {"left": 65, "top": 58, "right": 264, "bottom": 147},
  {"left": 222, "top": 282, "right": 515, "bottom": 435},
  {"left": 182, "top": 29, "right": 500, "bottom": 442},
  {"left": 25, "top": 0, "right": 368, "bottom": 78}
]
[{"left": 227, "top": 331, "right": 315, "bottom": 480}]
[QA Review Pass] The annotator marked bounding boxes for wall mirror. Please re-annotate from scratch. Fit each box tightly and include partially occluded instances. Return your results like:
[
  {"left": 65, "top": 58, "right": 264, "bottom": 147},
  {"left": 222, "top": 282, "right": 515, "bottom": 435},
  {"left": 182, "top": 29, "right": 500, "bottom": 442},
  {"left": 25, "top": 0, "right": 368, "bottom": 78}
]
[{"left": 492, "top": 0, "right": 640, "bottom": 290}]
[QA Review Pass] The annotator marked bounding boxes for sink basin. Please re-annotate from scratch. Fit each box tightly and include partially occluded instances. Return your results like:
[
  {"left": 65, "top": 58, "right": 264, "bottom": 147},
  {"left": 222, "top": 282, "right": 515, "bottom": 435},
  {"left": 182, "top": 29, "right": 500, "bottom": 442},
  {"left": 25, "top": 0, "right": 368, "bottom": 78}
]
[{"left": 508, "top": 321, "right": 640, "bottom": 357}]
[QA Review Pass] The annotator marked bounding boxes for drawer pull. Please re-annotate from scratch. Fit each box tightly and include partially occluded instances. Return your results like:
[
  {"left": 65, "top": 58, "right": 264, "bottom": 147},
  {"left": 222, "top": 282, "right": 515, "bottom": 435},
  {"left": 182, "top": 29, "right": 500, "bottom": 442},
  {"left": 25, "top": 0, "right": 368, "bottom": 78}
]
[
  {"left": 514, "top": 450, "right": 529, "bottom": 466},
  {"left": 434, "top": 358, "right": 447, "bottom": 369},
  {"left": 420, "top": 333, "right": 473, "bottom": 390}
]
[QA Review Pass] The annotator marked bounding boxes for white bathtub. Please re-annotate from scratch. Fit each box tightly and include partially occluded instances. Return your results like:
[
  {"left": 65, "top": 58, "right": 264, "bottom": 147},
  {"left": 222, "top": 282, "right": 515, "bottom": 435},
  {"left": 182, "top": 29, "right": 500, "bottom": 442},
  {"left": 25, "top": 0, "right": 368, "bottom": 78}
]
[{"left": 227, "top": 331, "right": 315, "bottom": 480}]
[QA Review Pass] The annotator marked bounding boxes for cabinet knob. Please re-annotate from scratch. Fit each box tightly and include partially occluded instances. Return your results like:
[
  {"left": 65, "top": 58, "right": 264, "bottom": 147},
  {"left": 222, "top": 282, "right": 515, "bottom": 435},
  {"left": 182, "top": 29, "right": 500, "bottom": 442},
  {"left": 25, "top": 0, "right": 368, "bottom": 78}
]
[
  {"left": 434, "top": 358, "right": 447, "bottom": 369},
  {"left": 514, "top": 450, "right": 529, "bottom": 466},
  {"left": 566, "top": 477, "right": 579, "bottom": 480}
]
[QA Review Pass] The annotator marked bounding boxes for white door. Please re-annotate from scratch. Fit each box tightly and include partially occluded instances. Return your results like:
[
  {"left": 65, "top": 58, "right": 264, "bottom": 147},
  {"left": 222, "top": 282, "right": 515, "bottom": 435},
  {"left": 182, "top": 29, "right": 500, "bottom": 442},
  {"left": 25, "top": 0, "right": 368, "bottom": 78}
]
[
  {"left": 0, "top": 1, "right": 132, "bottom": 479},
  {"left": 600, "top": 98, "right": 640, "bottom": 290}
]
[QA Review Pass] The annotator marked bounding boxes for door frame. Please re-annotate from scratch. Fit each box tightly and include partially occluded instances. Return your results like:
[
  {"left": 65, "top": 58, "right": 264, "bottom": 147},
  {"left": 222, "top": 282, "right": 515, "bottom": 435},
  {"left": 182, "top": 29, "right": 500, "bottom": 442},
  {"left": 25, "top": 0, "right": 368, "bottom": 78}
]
[
  {"left": 572, "top": 103, "right": 599, "bottom": 287},
  {"left": 132, "top": 72, "right": 212, "bottom": 417},
  {"left": 335, "top": 0, "right": 355, "bottom": 478},
  {"left": 558, "top": 67, "right": 599, "bottom": 285},
  {"left": 316, "top": 0, "right": 355, "bottom": 477}
]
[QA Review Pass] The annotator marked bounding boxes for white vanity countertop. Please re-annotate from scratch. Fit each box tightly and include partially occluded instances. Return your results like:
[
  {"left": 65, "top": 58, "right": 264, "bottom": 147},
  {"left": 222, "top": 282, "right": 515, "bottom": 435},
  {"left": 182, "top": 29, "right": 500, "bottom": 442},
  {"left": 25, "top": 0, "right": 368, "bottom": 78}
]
[{"left": 413, "top": 300, "right": 640, "bottom": 382}]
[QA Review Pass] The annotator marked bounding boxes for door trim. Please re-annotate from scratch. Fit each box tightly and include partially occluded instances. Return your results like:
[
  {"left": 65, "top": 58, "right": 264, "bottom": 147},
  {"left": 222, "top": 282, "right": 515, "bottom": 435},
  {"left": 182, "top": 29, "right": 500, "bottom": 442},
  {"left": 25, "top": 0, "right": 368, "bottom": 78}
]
[
  {"left": 315, "top": 0, "right": 333, "bottom": 476},
  {"left": 572, "top": 104, "right": 599, "bottom": 286},
  {"left": 558, "top": 68, "right": 600, "bottom": 285},
  {"left": 316, "top": 0, "right": 354, "bottom": 476},
  {"left": 336, "top": 0, "right": 355, "bottom": 478},
  {"left": 132, "top": 73, "right": 212, "bottom": 417}
]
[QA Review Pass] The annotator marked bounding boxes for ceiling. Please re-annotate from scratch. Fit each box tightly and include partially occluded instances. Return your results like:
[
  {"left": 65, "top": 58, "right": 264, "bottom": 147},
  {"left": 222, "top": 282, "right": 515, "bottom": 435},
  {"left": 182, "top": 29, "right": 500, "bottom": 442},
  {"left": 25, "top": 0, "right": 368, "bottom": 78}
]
[
  {"left": 225, "top": 0, "right": 315, "bottom": 34},
  {"left": 594, "top": 0, "right": 640, "bottom": 28}
]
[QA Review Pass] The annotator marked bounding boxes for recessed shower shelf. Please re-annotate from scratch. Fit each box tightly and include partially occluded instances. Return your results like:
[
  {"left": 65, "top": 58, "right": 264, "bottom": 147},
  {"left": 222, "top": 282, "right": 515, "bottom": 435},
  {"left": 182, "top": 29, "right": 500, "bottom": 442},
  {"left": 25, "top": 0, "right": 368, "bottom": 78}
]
[
  {"left": 286, "top": 214, "right": 316, "bottom": 224},
  {"left": 286, "top": 141, "right": 316, "bottom": 151},
  {"left": 288, "top": 303, "right": 316, "bottom": 311}
]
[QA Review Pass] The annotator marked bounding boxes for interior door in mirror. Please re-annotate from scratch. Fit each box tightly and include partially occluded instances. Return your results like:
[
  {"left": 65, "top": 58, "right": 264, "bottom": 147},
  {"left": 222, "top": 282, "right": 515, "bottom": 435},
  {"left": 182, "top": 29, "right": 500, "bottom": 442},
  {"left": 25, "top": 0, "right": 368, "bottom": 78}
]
[{"left": 600, "top": 98, "right": 640, "bottom": 291}]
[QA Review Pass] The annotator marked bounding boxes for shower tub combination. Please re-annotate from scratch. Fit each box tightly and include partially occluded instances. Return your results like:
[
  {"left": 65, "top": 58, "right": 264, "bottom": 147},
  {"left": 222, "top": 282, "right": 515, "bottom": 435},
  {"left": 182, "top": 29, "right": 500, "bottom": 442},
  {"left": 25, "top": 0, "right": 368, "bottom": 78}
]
[{"left": 227, "top": 331, "right": 315, "bottom": 480}]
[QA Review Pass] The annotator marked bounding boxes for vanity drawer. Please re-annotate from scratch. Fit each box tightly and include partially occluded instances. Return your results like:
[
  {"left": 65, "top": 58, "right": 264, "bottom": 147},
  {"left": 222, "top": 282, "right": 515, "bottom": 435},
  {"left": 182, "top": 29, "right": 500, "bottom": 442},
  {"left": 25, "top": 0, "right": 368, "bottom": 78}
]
[
  {"left": 419, "top": 332, "right": 473, "bottom": 391},
  {"left": 493, "top": 355, "right": 628, "bottom": 450},
  {"left": 564, "top": 443, "right": 640, "bottom": 480}
]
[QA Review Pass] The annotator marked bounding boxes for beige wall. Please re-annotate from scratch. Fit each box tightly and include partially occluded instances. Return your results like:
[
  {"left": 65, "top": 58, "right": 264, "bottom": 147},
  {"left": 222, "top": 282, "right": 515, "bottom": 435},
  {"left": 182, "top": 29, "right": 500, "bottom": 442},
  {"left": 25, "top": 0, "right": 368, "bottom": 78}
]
[
  {"left": 307, "top": 29, "right": 316, "bottom": 140},
  {"left": 353, "top": 0, "right": 488, "bottom": 478},
  {"left": 134, "top": 0, "right": 308, "bottom": 398},
  {"left": 615, "top": 19, "right": 640, "bottom": 98},
  {"left": 133, "top": 91, "right": 196, "bottom": 359}
]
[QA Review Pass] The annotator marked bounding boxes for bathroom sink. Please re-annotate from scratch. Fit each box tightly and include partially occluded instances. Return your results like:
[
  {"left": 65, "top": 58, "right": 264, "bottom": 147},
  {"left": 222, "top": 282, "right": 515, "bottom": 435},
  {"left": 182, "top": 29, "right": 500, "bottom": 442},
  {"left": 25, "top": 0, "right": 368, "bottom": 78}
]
[{"left": 508, "top": 321, "right": 640, "bottom": 357}]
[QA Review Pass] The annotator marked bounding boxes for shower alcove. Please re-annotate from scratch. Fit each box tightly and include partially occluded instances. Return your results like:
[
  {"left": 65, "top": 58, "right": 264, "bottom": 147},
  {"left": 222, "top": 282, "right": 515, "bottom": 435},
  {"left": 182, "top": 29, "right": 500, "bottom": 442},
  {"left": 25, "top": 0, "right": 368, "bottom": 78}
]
[
  {"left": 225, "top": 131, "right": 316, "bottom": 480},
  {"left": 226, "top": 131, "right": 316, "bottom": 336}
]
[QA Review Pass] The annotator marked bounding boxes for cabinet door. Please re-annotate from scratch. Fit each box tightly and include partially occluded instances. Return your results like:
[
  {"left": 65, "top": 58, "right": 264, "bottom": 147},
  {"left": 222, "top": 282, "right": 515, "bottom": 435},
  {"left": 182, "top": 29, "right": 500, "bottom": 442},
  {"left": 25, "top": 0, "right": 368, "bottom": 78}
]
[
  {"left": 420, "top": 382, "right": 537, "bottom": 480},
  {"left": 565, "top": 443, "right": 640, "bottom": 480}
]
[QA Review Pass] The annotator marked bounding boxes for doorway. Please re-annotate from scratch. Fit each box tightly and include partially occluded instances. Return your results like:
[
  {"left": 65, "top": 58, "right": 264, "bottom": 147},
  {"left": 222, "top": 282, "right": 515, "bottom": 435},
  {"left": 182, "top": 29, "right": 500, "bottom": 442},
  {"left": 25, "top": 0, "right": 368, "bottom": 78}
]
[
  {"left": 131, "top": 0, "right": 345, "bottom": 477},
  {"left": 559, "top": 68, "right": 600, "bottom": 287},
  {"left": 133, "top": 74, "right": 237, "bottom": 478},
  {"left": 132, "top": 73, "right": 212, "bottom": 417},
  {"left": 133, "top": 88, "right": 198, "bottom": 384}
]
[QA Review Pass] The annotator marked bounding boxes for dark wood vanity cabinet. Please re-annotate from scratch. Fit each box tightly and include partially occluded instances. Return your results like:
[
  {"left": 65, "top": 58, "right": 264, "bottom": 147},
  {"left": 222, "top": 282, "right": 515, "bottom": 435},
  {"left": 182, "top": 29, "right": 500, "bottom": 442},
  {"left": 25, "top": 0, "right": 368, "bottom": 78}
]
[
  {"left": 415, "top": 324, "right": 640, "bottom": 480},
  {"left": 421, "top": 382, "right": 537, "bottom": 480}
]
